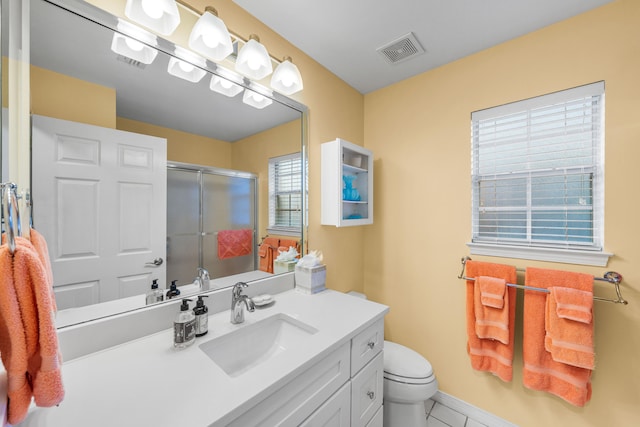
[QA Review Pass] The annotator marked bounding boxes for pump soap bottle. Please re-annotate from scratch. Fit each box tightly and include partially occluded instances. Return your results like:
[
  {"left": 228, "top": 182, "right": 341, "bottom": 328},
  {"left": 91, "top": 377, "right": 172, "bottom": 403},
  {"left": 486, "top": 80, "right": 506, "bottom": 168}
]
[
  {"left": 145, "top": 279, "right": 164, "bottom": 305},
  {"left": 166, "top": 280, "right": 181, "bottom": 299},
  {"left": 193, "top": 295, "right": 209, "bottom": 337},
  {"left": 174, "top": 298, "right": 196, "bottom": 348}
]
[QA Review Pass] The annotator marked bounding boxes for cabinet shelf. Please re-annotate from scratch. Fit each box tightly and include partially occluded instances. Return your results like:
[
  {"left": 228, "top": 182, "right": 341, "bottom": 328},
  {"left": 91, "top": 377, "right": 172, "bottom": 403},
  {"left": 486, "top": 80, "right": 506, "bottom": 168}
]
[{"left": 321, "top": 138, "right": 373, "bottom": 227}]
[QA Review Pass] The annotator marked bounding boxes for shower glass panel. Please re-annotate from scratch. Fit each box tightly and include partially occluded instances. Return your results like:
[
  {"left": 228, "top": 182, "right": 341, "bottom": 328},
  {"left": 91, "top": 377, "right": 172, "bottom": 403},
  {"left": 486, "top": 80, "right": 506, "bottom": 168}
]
[{"left": 167, "top": 164, "right": 258, "bottom": 286}]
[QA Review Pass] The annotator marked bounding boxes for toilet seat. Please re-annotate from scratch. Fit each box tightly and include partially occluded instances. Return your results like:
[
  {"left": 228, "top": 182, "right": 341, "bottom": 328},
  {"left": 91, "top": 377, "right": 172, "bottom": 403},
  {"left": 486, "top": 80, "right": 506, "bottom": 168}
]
[{"left": 383, "top": 340, "right": 434, "bottom": 385}]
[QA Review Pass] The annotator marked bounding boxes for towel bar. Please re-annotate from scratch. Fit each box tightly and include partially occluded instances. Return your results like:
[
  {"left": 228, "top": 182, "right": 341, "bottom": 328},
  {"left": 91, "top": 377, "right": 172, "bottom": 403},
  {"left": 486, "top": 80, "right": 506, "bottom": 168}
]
[{"left": 458, "top": 256, "right": 628, "bottom": 305}]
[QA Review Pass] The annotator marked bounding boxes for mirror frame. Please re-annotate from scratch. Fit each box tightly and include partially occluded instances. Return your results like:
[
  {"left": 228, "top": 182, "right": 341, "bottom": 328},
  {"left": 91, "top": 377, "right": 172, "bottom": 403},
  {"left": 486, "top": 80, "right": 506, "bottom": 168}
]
[{"left": 3, "top": 0, "right": 309, "bottom": 328}]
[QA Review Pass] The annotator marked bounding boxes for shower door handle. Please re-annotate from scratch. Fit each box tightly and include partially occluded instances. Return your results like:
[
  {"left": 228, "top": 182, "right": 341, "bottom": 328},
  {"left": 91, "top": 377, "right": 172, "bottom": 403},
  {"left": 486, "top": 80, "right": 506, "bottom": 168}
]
[{"left": 145, "top": 257, "right": 164, "bottom": 267}]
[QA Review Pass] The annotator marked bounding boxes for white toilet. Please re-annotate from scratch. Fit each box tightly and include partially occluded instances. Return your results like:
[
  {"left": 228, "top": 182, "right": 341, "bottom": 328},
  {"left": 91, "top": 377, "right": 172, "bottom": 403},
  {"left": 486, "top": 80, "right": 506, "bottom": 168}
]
[
  {"left": 346, "top": 291, "right": 437, "bottom": 427},
  {"left": 383, "top": 340, "right": 438, "bottom": 427}
]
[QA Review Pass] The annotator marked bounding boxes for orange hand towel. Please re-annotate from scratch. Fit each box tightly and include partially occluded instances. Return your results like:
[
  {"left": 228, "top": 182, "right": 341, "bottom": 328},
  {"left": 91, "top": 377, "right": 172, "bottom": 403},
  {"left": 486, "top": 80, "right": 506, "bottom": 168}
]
[
  {"left": 12, "top": 238, "right": 65, "bottom": 408},
  {"left": 545, "top": 287, "right": 594, "bottom": 370},
  {"left": 523, "top": 268, "right": 594, "bottom": 407},
  {"left": 474, "top": 276, "right": 509, "bottom": 344},
  {"left": 279, "top": 238, "right": 300, "bottom": 255},
  {"left": 258, "top": 237, "right": 279, "bottom": 273},
  {"left": 479, "top": 275, "right": 506, "bottom": 309},
  {"left": 217, "top": 229, "right": 253, "bottom": 260},
  {"left": 0, "top": 245, "right": 33, "bottom": 425},
  {"left": 29, "top": 228, "right": 57, "bottom": 313},
  {"left": 465, "top": 260, "right": 517, "bottom": 382}
]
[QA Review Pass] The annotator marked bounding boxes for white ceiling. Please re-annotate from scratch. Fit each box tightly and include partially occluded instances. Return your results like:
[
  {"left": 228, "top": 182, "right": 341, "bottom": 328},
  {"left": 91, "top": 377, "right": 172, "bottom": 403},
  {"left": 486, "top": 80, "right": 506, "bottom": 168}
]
[{"left": 233, "top": 0, "right": 614, "bottom": 94}]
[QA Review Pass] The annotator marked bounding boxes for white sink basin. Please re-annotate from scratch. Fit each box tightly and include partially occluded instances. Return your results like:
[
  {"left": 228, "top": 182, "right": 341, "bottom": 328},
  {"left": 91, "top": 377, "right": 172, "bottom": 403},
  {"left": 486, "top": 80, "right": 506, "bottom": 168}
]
[{"left": 199, "top": 313, "right": 318, "bottom": 377}]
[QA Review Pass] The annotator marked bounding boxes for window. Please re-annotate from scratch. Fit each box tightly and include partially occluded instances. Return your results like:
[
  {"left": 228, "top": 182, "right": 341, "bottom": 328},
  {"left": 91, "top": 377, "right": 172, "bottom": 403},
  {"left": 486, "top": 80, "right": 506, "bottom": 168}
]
[
  {"left": 469, "top": 82, "right": 610, "bottom": 266},
  {"left": 268, "top": 152, "right": 303, "bottom": 236}
]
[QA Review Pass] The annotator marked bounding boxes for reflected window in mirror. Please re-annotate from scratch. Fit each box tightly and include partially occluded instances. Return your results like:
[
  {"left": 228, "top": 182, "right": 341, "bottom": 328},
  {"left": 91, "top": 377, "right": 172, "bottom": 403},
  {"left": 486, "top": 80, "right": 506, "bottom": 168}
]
[{"left": 268, "top": 153, "right": 303, "bottom": 237}]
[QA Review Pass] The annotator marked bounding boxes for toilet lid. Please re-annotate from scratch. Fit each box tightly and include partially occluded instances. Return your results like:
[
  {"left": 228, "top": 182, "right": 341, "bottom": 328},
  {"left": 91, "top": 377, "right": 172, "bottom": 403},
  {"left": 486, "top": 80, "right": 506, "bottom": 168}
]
[{"left": 384, "top": 340, "right": 433, "bottom": 380}]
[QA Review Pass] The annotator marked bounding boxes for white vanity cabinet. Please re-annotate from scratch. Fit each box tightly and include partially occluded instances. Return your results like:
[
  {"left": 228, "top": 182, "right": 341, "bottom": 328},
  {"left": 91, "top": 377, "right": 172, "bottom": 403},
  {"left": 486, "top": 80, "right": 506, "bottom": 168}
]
[
  {"left": 301, "top": 318, "right": 385, "bottom": 427},
  {"left": 32, "top": 289, "right": 388, "bottom": 427},
  {"left": 321, "top": 138, "right": 374, "bottom": 227}
]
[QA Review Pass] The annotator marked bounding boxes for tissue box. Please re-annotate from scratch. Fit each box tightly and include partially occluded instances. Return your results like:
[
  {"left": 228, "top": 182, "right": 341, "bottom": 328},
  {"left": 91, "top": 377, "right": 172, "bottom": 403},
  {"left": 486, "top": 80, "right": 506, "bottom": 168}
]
[
  {"left": 295, "top": 264, "right": 326, "bottom": 294},
  {"left": 274, "top": 260, "right": 297, "bottom": 274}
]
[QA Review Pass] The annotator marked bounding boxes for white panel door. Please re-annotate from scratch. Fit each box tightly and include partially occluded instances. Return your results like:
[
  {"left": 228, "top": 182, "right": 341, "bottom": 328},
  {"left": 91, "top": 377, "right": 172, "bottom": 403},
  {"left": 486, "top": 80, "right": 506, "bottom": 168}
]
[{"left": 31, "top": 115, "right": 167, "bottom": 309}]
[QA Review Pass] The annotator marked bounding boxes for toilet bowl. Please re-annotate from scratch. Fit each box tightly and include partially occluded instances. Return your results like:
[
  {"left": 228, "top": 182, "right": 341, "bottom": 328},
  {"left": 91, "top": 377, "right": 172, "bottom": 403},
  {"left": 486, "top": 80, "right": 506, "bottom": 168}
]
[{"left": 383, "top": 340, "right": 438, "bottom": 427}]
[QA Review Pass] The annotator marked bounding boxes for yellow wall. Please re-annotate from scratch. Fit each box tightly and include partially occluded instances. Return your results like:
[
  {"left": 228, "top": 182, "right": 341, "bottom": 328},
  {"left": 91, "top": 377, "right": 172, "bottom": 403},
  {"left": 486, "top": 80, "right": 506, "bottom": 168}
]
[
  {"left": 30, "top": 65, "right": 116, "bottom": 128},
  {"left": 232, "top": 119, "right": 301, "bottom": 240},
  {"left": 117, "top": 117, "right": 232, "bottom": 168},
  {"left": 363, "top": 1, "right": 640, "bottom": 426}
]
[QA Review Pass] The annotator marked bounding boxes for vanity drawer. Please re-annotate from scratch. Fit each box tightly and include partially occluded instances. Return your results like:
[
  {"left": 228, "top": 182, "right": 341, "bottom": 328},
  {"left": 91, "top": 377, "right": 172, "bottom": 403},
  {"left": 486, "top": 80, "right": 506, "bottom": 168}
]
[
  {"left": 227, "top": 341, "right": 350, "bottom": 427},
  {"left": 351, "top": 351, "right": 384, "bottom": 427},
  {"left": 351, "top": 318, "right": 384, "bottom": 375},
  {"left": 300, "top": 382, "right": 351, "bottom": 427}
]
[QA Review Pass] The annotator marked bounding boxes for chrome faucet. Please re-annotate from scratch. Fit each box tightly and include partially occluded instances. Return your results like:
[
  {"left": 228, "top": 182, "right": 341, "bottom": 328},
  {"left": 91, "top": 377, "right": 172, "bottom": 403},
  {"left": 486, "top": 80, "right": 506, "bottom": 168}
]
[
  {"left": 230, "top": 282, "right": 255, "bottom": 324},
  {"left": 196, "top": 267, "right": 210, "bottom": 291}
]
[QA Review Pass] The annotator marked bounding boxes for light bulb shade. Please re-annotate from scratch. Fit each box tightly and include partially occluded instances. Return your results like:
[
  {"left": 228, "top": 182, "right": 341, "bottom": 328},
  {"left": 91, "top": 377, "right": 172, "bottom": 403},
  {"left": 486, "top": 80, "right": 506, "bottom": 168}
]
[
  {"left": 210, "top": 75, "right": 243, "bottom": 97},
  {"left": 111, "top": 33, "right": 158, "bottom": 64},
  {"left": 235, "top": 38, "right": 273, "bottom": 80},
  {"left": 242, "top": 89, "right": 273, "bottom": 109},
  {"left": 271, "top": 59, "right": 303, "bottom": 95},
  {"left": 125, "top": 0, "right": 180, "bottom": 36},
  {"left": 167, "top": 57, "right": 206, "bottom": 83},
  {"left": 188, "top": 10, "right": 233, "bottom": 61}
]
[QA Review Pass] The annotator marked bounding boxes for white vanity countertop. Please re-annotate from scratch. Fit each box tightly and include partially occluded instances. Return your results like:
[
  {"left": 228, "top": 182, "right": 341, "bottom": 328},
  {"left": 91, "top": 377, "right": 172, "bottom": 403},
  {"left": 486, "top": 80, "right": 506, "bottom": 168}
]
[{"left": 23, "top": 289, "right": 388, "bottom": 427}]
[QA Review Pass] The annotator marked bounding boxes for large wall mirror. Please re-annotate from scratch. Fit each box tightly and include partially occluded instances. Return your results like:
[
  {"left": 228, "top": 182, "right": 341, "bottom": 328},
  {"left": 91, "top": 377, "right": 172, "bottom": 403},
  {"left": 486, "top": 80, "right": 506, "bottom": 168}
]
[{"left": 2, "top": 0, "right": 307, "bottom": 328}]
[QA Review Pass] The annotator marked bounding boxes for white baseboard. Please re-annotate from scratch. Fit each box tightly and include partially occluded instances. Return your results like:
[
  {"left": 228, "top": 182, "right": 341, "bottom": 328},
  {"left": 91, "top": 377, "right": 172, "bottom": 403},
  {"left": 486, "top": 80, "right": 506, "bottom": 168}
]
[{"left": 432, "top": 391, "right": 519, "bottom": 427}]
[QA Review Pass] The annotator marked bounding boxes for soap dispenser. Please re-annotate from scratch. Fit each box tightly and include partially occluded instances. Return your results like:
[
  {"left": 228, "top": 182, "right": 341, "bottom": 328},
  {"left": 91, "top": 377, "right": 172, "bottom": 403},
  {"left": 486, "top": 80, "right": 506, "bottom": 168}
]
[
  {"left": 166, "top": 280, "right": 181, "bottom": 299},
  {"left": 145, "top": 279, "right": 164, "bottom": 305},
  {"left": 193, "top": 295, "right": 209, "bottom": 337},
  {"left": 174, "top": 298, "right": 196, "bottom": 348}
]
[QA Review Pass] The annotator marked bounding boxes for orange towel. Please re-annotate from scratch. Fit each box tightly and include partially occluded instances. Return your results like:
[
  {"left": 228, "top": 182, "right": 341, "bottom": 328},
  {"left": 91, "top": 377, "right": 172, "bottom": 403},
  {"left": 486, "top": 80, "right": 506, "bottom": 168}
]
[
  {"left": 0, "top": 244, "right": 33, "bottom": 425},
  {"left": 465, "top": 260, "right": 517, "bottom": 382},
  {"left": 217, "top": 229, "right": 253, "bottom": 260},
  {"left": 279, "top": 238, "right": 300, "bottom": 255},
  {"left": 474, "top": 276, "right": 509, "bottom": 344},
  {"left": 12, "top": 238, "right": 64, "bottom": 408},
  {"left": 258, "top": 237, "right": 279, "bottom": 273},
  {"left": 29, "top": 228, "right": 57, "bottom": 313},
  {"left": 545, "top": 287, "right": 594, "bottom": 370},
  {"left": 523, "top": 268, "right": 594, "bottom": 407}
]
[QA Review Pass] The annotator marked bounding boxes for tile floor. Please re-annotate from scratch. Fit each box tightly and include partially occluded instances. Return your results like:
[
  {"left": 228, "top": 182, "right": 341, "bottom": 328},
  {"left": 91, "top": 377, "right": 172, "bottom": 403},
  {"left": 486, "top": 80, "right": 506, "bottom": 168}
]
[{"left": 425, "top": 399, "right": 488, "bottom": 427}]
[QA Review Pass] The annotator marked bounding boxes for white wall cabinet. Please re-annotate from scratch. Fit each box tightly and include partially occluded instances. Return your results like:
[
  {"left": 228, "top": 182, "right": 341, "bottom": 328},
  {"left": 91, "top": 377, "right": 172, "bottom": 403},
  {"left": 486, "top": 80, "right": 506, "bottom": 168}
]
[{"left": 321, "top": 138, "right": 373, "bottom": 227}]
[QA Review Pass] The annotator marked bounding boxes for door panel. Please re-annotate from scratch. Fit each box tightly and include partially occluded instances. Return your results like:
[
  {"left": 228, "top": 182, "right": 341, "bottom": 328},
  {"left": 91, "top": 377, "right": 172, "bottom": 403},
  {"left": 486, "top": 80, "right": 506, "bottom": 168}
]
[{"left": 32, "top": 115, "right": 167, "bottom": 308}]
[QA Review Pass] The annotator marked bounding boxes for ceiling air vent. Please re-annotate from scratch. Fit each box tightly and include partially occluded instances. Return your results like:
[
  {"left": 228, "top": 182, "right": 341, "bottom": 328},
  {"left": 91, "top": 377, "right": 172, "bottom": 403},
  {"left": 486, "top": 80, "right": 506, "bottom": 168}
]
[
  {"left": 376, "top": 32, "right": 425, "bottom": 65},
  {"left": 116, "top": 54, "right": 147, "bottom": 69}
]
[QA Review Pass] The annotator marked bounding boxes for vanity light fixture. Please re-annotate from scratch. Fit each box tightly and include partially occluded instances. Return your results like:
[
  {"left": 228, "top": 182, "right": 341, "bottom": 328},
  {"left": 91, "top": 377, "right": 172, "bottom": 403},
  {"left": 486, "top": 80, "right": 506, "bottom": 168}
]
[
  {"left": 271, "top": 57, "right": 303, "bottom": 95},
  {"left": 167, "top": 48, "right": 207, "bottom": 82},
  {"left": 125, "top": 0, "right": 180, "bottom": 36},
  {"left": 111, "top": 33, "right": 158, "bottom": 65},
  {"left": 123, "top": 1, "right": 304, "bottom": 95},
  {"left": 210, "top": 75, "right": 243, "bottom": 97},
  {"left": 242, "top": 87, "right": 273, "bottom": 109},
  {"left": 111, "top": 20, "right": 159, "bottom": 65},
  {"left": 188, "top": 7, "right": 233, "bottom": 61},
  {"left": 235, "top": 34, "right": 273, "bottom": 80}
]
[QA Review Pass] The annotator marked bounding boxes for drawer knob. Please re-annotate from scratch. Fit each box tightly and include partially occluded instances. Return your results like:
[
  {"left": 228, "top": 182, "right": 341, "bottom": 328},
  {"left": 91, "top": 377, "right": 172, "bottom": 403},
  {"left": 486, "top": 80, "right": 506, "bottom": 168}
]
[
  {"left": 367, "top": 341, "right": 375, "bottom": 350},
  {"left": 367, "top": 391, "right": 375, "bottom": 400}
]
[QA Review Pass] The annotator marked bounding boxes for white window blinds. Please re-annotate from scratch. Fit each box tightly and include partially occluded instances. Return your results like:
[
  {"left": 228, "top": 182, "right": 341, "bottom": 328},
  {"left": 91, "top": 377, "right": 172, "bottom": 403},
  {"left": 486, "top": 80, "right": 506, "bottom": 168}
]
[
  {"left": 471, "top": 82, "right": 604, "bottom": 251},
  {"left": 268, "top": 152, "right": 302, "bottom": 235}
]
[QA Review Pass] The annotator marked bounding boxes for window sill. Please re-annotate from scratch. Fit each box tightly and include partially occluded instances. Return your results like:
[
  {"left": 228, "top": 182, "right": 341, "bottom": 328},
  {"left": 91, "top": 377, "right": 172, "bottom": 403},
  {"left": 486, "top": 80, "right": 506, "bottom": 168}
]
[
  {"left": 466, "top": 242, "right": 613, "bottom": 267},
  {"left": 266, "top": 227, "right": 301, "bottom": 238}
]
